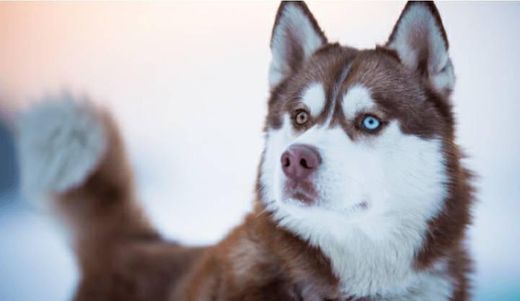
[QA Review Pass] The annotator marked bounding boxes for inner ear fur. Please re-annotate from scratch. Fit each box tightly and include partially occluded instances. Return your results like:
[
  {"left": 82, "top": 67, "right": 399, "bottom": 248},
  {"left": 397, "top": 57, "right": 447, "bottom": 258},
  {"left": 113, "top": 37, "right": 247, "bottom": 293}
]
[{"left": 386, "top": 1, "right": 455, "bottom": 97}]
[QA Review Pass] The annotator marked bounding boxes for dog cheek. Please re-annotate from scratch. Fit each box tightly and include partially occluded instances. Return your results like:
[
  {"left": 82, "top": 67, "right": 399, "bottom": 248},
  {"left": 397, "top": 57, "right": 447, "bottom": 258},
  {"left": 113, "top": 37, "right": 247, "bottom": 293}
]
[{"left": 260, "top": 131, "right": 287, "bottom": 202}]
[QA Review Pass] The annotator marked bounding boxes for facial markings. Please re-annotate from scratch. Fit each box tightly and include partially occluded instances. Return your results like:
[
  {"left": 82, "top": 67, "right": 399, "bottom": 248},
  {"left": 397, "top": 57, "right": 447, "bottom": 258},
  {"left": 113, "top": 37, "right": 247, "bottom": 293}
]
[
  {"left": 263, "top": 116, "right": 450, "bottom": 297},
  {"left": 300, "top": 82, "right": 326, "bottom": 118},
  {"left": 262, "top": 46, "right": 454, "bottom": 298},
  {"left": 324, "top": 63, "right": 352, "bottom": 127},
  {"left": 341, "top": 84, "right": 375, "bottom": 120}
]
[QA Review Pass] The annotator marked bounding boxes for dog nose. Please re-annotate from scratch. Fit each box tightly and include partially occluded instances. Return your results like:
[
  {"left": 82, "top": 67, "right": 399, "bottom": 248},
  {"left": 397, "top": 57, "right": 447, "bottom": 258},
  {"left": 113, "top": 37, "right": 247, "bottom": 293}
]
[{"left": 281, "top": 144, "right": 321, "bottom": 181}]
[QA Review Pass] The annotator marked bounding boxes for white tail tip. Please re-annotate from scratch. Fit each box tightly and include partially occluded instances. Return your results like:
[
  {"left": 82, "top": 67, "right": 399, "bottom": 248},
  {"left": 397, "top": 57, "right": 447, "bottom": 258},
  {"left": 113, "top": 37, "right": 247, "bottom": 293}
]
[{"left": 17, "top": 95, "right": 107, "bottom": 197}]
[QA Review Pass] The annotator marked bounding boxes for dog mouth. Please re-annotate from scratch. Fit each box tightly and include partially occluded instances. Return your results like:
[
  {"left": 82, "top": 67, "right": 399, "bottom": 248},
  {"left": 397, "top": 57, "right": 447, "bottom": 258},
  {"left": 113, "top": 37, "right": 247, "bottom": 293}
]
[
  {"left": 282, "top": 179, "right": 318, "bottom": 205},
  {"left": 280, "top": 179, "right": 370, "bottom": 214}
]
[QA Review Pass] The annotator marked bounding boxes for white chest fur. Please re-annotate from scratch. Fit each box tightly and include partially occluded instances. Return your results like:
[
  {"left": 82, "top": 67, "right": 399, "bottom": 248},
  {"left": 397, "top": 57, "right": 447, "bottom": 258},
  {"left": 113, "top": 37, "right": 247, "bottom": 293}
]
[{"left": 271, "top": 204, "right": 453, "bottom": 300}]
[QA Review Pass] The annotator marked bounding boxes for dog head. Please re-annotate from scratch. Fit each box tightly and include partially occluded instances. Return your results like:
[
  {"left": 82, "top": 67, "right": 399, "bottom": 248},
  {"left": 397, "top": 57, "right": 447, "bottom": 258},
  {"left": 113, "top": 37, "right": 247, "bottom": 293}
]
[{"left": 258, "top": 2, "right": 466, "bottom": 295}]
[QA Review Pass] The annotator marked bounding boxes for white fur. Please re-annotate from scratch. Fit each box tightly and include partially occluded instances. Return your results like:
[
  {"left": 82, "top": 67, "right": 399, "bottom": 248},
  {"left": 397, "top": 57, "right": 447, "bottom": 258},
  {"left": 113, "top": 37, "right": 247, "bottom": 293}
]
[
  {"left": 269, "top": 3, "right": 324, "bottom": 89},
  {"left": 341, "top": 84, "right": 375, "bottom": 120},
  {"left": 261, "top": 110, "right": 451, "bottom": 299},
  {"left": 431, "top": 59, "right": 455, "bottom": 95},
  {"left": 301, "top": 82, "right": 326, "bottom": 117},
  {"left": 387, "top": 3, "right": 455, "bottom": 95},
  {"left": 18, "top": 96, "right": 107, "bottom": 197},
  {"left": 392, "top": 260, "right": 454, "bottom": 301}
]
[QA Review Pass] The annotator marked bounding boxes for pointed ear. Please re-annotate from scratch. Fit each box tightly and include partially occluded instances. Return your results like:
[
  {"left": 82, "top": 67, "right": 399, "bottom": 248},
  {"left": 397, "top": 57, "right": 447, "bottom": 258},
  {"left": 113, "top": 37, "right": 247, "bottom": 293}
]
[
  {"left": 386, "top": 2, "right": 455, "bottom": 97},
  {"left": 269, "top": 2, "right": 327, "bottom": 89}
]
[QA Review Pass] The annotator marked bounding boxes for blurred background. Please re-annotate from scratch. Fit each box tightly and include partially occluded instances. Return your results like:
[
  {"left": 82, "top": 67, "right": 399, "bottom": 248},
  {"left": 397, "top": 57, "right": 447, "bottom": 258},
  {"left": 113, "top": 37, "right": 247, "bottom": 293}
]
[{"left": 0, "top": 2, "right": 519, "bottom": 300}]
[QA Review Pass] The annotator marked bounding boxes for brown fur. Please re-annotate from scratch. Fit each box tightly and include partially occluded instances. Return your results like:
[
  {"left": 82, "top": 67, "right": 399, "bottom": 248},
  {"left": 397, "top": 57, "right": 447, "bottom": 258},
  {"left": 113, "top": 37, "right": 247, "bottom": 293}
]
[
  {"left": 54, "top": 111, "right": 207, "bottom": 301},
  {"left": 48, "top": 2, "right": 473, "bottom": 300}
]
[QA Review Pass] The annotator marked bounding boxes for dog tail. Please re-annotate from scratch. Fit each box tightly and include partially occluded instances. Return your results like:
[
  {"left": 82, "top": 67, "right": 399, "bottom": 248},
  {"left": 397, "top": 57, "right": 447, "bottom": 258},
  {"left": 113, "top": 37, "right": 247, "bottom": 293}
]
[
  {"left": 17, "top": 95, "right": 209, "bottom": 300},
  {"left": 17, "top": 95, "right": 160, "bottom": 262}
]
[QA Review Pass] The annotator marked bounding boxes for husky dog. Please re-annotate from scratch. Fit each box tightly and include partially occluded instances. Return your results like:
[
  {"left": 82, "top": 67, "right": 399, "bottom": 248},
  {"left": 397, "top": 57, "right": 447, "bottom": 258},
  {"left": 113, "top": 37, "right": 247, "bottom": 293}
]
[{"left": 18, "top": 2, "right": 473, "bottom": 300}]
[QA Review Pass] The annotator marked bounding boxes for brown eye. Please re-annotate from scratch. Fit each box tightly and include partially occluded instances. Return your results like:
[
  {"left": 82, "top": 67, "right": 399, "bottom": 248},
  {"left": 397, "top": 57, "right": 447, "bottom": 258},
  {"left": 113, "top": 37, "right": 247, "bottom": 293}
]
[{"left": 294, "top": 110, "right": 309, "bottom": 125}]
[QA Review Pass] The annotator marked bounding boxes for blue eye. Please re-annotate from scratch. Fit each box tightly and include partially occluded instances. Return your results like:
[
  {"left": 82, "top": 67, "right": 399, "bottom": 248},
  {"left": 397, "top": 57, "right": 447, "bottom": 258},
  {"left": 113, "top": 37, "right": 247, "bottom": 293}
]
[{"left": 361, "top": 115, "right": 381, "bottom": 131}]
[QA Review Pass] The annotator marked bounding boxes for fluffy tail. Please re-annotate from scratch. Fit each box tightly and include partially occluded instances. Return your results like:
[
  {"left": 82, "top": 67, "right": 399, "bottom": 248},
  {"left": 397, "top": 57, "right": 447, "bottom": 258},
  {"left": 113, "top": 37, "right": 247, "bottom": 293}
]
[
  {"left": 18, "top": 97, "right": 109, "bottom": 196},
  {"left": 17, "top": 96, "right": 160, "bottom": 264},
  {"left": 17, "top": 96, "right": 207, "bottom": 301}
]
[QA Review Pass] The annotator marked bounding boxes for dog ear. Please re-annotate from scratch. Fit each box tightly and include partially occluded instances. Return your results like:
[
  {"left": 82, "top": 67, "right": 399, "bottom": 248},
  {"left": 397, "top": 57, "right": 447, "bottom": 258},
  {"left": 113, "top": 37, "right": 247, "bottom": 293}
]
[
  {"left": 386, "top": 2, "right": 455, "bottom": 97},
  {"left": 269, "top": 2, "right": 327, "bottom": 90}
]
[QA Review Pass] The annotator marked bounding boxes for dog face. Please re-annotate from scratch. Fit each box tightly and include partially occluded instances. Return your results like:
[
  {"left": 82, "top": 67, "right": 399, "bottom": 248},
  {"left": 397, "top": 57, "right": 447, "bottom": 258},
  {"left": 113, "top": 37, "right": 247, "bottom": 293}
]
[{"left": 258, "top": 2, "right": 458, "bottom": 295}]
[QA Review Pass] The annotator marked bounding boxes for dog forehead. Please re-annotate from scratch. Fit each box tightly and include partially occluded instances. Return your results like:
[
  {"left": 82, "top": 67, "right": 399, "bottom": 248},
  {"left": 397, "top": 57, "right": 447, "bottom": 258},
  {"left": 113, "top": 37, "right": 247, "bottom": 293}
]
[
  {"left": 295, "top": 51, "right": 393, "bottom": 121},
  {"left": 283, "top": 46, "right": 356, "bottom": 91},
  {"left": 338, "top": 51, "right": 450, "bottom": 138},
  {"left": 300, "top": 82, "right": 326, "bottom": 117},
  {"left": 286, "top": 48, "right": 408, "bottom": 97},
  {"left": 294, "top": 49, "right": 398, "bottom": 97},
  {"left": 267, "top": 47, "right": 448, "bottom": 138},
  {"left": 341, "top": 84, "right": 375, "bottom": 120}
]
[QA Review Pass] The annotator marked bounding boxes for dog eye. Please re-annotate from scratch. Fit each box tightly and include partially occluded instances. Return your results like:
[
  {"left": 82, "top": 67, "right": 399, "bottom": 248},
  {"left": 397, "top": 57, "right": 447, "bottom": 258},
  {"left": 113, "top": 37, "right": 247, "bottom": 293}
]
[
  {"left": 294, "top": 110, "right": 309, "bottom": 125},
  {"left": 360, "top": 115, "right": 381, "bottom": 132}
]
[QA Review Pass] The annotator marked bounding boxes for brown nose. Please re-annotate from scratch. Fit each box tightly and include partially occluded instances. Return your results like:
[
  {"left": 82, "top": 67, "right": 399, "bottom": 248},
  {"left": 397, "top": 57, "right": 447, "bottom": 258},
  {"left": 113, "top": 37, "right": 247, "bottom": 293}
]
[{"left": 281, "top": 144, "right": 321, "bottom": 181}]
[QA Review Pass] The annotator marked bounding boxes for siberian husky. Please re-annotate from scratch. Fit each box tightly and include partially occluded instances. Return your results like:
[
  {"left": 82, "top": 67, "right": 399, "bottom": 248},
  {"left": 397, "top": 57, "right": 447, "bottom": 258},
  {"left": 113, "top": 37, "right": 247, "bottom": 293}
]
[{"left": 18, "top": 2, "right": 473, "bottom": 300}]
